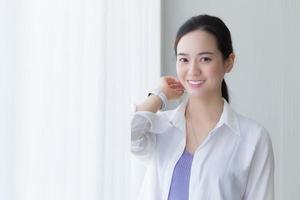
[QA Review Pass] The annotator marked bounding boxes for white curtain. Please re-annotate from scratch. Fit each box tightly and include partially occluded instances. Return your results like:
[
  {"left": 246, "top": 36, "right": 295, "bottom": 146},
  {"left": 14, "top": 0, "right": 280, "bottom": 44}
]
[{"left": 0, "top": 0, "right": 161, "bottom": 199}]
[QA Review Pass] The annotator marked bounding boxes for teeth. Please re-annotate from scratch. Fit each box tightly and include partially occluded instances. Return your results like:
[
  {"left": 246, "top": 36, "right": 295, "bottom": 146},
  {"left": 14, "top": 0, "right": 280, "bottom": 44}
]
[{"left": 188, "top": 80, "right": 205, "bottom": 84}]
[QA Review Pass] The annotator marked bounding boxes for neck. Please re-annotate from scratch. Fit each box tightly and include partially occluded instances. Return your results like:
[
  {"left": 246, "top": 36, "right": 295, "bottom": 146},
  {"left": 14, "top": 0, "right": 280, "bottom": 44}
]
[{"left": 185, "top": 94, "right": 224, "bottom": 125}]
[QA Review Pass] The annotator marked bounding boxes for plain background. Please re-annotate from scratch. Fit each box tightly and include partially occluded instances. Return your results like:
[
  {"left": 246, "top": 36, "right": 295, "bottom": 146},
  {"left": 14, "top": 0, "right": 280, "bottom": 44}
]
[{"left": 161, "top": 0, "right": 300, "bottom": 199}]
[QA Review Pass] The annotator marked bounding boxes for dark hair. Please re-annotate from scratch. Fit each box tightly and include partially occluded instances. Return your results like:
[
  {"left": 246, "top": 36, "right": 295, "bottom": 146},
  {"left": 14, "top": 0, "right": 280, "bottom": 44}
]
[{"left": 174, "top": 14, "right": 233, "bottom": 103}]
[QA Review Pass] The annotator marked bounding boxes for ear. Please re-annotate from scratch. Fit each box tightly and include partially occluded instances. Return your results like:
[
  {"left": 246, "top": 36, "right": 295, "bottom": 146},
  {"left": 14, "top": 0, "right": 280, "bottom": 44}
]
[{"left": 224, "top": 53, "right": 235, "bottom": 73}]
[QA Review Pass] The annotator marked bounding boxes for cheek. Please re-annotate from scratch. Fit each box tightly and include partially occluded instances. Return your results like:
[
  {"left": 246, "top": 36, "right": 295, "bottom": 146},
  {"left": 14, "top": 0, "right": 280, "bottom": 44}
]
[
  {"left": 208, "top": 68, "right": 221, "bottom": 77},
  {"left": 176, "top": 65, "right": 187, "bottom": 84},
  {"left": 207, "top": 63, "right": 226, "bottom": 79},
  {"left": 176, "top": 65, "right": 183, "bottom": 77}
]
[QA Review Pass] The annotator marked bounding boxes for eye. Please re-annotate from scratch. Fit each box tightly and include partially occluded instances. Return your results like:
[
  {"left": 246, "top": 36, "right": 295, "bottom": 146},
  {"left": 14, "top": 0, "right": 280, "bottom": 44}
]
[
  {"left": 200, "top": 57, "right": 211, "bottom": 62},
  {"left": 177, "top": 57, "right": 188, "bottom": 63}
]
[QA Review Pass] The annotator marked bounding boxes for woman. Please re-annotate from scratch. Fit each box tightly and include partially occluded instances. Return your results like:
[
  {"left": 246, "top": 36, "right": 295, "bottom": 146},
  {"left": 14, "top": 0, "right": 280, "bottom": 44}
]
[{"left": 131, "top": 14, "right": 274, "bottom": 200}]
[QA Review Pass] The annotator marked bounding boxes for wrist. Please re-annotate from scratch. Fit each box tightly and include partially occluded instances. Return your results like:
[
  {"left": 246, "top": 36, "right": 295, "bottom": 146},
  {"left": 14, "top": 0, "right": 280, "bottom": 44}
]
[{"left": 148, "top": 88, "right": 168, "bottom": 111}]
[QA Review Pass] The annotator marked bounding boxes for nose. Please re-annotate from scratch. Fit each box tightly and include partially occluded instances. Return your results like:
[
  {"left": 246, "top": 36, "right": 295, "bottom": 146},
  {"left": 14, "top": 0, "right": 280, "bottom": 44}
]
[{"left": 188, "top": 61, "right": 201, "bottom": 76}]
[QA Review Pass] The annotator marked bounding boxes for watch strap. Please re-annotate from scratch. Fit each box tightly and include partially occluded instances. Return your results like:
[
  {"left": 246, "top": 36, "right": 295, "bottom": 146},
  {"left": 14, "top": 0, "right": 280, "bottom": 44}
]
[{"left": 147, "top": 89, "right": 168, "bottom": 111}]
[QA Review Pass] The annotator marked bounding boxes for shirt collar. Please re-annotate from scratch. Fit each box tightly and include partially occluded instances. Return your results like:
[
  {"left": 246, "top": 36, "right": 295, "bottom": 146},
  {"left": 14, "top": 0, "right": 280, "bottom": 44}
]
[{"left": 168, "top": 93, "right": 240, "bottom": 136}]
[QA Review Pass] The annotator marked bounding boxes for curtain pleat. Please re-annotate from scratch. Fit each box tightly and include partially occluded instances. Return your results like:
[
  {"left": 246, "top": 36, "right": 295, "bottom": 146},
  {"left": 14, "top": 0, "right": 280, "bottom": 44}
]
[{"left": 0, "top": 0, "right": 161, "bottom": 199}]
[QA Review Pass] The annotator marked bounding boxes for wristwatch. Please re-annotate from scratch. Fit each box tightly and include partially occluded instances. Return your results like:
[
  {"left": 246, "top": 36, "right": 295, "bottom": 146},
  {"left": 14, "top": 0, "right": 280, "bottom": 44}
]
[{"left": 148, "top": 88, "right": 168, "bottom": 111}]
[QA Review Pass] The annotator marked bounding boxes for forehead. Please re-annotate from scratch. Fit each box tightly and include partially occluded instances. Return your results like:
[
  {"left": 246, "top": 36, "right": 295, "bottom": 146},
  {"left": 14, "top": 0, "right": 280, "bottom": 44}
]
[{"left": 177, "top": 30, "right": 218, "bottom": 54}]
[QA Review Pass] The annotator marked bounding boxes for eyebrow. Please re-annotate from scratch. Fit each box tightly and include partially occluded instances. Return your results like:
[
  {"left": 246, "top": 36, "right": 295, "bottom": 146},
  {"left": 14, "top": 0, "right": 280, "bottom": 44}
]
[{"left": 177, "top": 52, "right": 214, "bottom": 56}]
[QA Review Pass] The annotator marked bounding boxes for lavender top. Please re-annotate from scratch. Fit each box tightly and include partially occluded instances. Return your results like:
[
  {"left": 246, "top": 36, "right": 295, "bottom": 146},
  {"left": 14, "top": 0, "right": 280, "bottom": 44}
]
[{"left": 168, "top": 150, "right": 194, "bottom": 200}]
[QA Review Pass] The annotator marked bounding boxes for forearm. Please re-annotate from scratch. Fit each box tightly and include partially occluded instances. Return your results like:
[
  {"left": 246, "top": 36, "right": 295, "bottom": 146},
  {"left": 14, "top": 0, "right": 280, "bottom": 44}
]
[{"left": 135, "top": 95, "right": 163, "bottom": 113}]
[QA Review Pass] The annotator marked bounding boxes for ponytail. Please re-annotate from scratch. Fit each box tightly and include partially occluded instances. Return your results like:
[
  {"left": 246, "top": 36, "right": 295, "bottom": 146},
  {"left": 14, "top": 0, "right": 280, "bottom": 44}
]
[{"left": 221, "top": 79, "right": 230, "bottom": 103}]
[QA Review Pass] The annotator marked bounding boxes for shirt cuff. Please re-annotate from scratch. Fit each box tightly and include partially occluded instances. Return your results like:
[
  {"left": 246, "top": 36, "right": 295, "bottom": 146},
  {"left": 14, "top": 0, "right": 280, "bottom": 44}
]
[{"left": 132, "top": 103, "right": 137, "bottom": 113}]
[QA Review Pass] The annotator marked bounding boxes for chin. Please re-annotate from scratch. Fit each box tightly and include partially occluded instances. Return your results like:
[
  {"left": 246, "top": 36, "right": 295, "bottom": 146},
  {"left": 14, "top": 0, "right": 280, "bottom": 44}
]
[{"left": 187, "top": 90, "right": 206, "bottom": 97}]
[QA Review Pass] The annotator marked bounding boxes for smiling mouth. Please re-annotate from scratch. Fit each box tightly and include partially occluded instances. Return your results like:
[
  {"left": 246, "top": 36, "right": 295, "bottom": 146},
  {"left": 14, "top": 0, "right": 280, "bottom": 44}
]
[
  {"left": 187, "top": 80, "right": 205, "bottom": 89},
  {"left": 187, "top": 80, "right": 205, "bottom": 84}
]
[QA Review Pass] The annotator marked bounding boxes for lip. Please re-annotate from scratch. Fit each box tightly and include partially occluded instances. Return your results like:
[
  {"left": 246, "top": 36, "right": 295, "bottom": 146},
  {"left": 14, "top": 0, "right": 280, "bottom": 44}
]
[{"left": 187, "top": 80, "right": 205, "bottom": 88}]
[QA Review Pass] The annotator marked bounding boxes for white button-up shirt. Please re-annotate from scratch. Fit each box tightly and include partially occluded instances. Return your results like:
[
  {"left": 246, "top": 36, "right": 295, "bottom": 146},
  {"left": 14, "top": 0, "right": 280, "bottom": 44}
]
[{"left": 131, "top": 94, "right": 275, "bottom": 200}]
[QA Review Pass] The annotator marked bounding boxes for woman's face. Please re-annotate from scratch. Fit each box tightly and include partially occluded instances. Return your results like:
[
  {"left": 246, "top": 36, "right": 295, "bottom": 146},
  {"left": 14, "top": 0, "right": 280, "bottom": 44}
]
[{"left": 176, "top": 30, "right": 234, "bottom": 98}]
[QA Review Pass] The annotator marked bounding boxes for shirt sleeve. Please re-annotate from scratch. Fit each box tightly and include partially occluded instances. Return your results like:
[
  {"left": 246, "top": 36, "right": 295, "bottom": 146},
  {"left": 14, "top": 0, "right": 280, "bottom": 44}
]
[
  {"left": 131, "top": 111, "right": 157, "bottom": 164},
  {"left": 130, "top": 104, "right": 170, "bottom": 164},
  {"left": 243, "top": 126, "right": 275, "bottom": 200}
]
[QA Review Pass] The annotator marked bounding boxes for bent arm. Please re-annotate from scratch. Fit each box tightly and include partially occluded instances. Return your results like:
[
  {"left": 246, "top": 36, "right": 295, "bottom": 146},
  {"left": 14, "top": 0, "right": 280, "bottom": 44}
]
[{"left": 131, "top": 95, "right": 164, "bottom": 164}]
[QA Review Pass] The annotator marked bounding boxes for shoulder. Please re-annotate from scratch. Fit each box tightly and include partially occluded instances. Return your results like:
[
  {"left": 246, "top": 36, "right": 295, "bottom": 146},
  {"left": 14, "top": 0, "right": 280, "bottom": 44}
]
[
  {"left": 231, "top": 112, "right": 274, "bottom": 168},
  {"left": 235, "top": 112, "right": 272, "bottom": 148}
]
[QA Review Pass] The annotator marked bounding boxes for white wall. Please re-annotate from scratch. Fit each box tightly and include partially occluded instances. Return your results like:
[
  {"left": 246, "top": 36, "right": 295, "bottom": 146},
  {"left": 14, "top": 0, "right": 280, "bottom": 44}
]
[{"left": 161, "top": 0, "right": 300, "bottom": 199}]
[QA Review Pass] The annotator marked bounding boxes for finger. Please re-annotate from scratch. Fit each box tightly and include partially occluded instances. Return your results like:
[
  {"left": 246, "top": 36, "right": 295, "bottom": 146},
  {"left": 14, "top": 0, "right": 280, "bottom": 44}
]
[
  {"left": 166, "top": 78, "right": 176, "bottom": 83},
  {"left": 175, "top": 89, "right": 184, "bottom": 94},
  {"left": 175, "top": 86, "right": 185, "bottom": 91},
  {"left": 175, "top": 81, "right": 183, "bottom": 86},
  {"left": 168, "top": 82, "right": 179, "bottom": 86},
  {"left": 168, "top": 81, "right": 182, "bottom": 85},
  {"left": 170, "top": 84, "right": 182, "bottom": 88},
  {"left": 170, "top": 85, "right": 184, "bottom": 90},
  {"left": 173, "top": 86, "right": 183, "bottom": 90},
  {"left": 164, "top": 76, "right": 176, "bottom": 81},
  {"left": 169, "top": 83, "right": 184, "bottom": 88}
]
